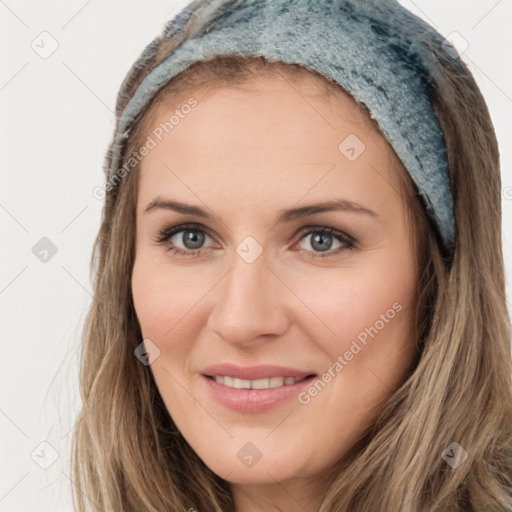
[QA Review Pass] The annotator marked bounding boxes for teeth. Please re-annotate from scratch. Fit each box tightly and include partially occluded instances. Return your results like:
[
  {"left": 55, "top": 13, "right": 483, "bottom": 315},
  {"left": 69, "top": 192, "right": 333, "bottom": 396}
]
[{"left": 214, "top": 375, "right": 308, "bottom": 389}]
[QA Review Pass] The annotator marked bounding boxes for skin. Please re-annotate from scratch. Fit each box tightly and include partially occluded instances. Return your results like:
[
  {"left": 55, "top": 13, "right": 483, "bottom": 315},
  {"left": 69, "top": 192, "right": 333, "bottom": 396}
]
[{"left": 131, "top": 73, "right": 418, "bottom": 512}]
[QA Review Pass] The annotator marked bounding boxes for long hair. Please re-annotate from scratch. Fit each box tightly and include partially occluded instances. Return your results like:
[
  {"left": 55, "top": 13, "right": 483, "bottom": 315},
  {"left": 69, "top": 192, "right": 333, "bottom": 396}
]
[{"left": 71, "top": 1, "right": 512, "bottom": 510}]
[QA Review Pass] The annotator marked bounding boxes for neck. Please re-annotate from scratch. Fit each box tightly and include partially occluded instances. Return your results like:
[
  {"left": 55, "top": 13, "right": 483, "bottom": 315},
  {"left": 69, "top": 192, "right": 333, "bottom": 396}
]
[{"left": 232, "top": 475, "right": 330, "bottom": 512}]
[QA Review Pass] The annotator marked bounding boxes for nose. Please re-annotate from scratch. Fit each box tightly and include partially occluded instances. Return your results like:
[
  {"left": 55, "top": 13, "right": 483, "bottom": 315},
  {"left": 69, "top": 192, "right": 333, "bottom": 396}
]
[{"left": 206, "top": 248, "right": 291, "bottom": 348}]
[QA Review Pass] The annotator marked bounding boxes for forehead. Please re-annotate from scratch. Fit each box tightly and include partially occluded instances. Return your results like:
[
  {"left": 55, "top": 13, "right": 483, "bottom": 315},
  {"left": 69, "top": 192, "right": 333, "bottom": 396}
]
[{"left": 135, "top": 72, "right": 403, "bottom": 214}]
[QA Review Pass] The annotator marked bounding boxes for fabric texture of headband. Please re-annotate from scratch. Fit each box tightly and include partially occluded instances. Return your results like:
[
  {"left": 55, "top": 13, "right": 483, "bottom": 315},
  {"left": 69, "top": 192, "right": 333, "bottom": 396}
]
[{"left": 108, "top": 0, "right": 456, "bottom": 250}]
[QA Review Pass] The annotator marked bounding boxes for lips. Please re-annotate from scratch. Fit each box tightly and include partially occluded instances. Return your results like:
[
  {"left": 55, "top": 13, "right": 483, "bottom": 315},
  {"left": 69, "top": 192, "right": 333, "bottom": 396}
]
[
  {"left": 201, "top": 374, "right": 316, "bottom": 413},
  {"left": 201, "top": 363, "right": 316, "bottom": 414},
  {"left": 201, "top": 363, "right": 315, "bottom": 381}
]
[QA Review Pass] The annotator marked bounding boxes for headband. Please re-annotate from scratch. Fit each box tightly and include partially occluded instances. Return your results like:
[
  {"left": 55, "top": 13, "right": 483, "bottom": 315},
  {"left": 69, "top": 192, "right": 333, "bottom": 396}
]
[{"left": 108, "top": 0, "right": 455, "bottom": 250}]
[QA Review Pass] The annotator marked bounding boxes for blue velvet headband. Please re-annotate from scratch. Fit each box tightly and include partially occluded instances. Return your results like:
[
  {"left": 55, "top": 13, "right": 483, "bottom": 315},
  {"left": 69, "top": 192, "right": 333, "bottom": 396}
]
[{"left": 109, "top": 0, "right": 456, "bottom": 250}]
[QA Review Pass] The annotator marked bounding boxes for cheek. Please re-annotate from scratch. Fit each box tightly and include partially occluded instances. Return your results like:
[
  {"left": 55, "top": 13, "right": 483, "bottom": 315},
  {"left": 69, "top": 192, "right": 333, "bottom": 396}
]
[
  {"left": 287, "top": 251, "right": 417, "bottom": 370},
  {"left": 287, "top": 259, "right": 417, "bottom": 450},
  {"left": 131, "top": 256, "right": 206, "bottom": 345}
]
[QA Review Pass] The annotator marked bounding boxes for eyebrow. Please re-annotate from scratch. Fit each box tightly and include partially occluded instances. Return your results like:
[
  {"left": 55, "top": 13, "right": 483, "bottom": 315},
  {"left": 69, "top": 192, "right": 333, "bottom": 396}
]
[{"left": 144, "top": 197, "right": 378, "bottom": 223}]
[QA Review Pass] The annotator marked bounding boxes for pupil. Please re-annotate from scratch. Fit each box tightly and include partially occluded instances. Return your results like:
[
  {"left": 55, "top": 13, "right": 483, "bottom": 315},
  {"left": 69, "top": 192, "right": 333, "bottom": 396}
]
[
  {"left": 183, "top": 230, "right": 205, "bottom": 249},
  {"left": 311, "top": 233, "right": 332, "bottom": 252}
]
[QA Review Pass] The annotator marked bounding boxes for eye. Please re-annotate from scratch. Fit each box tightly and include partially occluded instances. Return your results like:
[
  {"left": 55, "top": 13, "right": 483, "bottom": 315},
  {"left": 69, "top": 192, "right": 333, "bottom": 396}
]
[
  {"left": 153, "top": 223, "right": 356, "bottom": 258},
  {"left": 295, "top": 226, "right": 355, "bottom": 258},
  {"left": 153, "top": 223, "right": 217, "bottom": 257}
]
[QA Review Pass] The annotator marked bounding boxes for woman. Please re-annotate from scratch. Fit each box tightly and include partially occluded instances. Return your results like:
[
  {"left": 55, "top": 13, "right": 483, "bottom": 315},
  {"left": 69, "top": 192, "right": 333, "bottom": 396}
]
[{"left": 71, "top": 0, "right": 512, "bottom": 510}]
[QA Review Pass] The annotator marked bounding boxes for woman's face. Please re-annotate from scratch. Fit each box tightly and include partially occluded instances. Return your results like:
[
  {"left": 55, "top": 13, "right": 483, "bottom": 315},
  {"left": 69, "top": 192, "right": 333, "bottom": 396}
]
[{"left": 131, "top": 73, "right": 418, "bottom": 501}]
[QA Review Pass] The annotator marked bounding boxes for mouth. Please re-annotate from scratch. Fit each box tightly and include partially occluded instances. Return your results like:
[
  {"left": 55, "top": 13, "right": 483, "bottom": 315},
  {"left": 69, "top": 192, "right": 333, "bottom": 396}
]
[{"left": 200, "top": 364, "right": 317, "bottom": 413}]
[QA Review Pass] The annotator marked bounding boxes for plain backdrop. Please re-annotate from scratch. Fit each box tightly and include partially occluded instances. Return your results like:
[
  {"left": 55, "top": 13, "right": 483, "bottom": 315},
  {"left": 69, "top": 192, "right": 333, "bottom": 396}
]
[{"left": 1, "top": 1, "right": 511, "bottom": 510}]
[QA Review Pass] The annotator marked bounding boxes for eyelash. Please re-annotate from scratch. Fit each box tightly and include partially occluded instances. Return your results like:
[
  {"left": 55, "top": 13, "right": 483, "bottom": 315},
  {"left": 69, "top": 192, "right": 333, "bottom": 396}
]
[{"left": 153, "top": 222, "right": 356, "bottom": 259}]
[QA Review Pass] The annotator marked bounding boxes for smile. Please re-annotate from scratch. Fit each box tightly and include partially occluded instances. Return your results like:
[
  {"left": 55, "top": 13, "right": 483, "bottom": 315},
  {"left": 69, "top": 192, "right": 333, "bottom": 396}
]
[
  {"left": 210, "top": 375, "right": 310, "bottom": 389},
  {"left": 203, "top": 374, "right": 316, "bottom": 413}
]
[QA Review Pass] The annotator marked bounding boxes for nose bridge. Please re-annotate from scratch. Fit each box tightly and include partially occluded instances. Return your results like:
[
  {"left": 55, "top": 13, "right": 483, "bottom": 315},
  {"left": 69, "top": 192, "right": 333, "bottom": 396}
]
[{"left": 207, "top": 243, "right": 289, "bottom": 345}]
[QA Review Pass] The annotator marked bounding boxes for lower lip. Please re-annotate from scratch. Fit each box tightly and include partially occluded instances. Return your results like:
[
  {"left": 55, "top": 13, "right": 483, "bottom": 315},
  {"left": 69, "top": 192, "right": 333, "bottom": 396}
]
[{"left": 202, "top": 374, "right": 315, "bottom": 413}]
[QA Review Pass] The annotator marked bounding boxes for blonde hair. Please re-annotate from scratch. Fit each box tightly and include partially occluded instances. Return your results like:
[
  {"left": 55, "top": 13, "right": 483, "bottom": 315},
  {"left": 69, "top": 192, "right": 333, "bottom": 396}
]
[{"left": 71, "top": 3, "right": 512, "bottom": 511}]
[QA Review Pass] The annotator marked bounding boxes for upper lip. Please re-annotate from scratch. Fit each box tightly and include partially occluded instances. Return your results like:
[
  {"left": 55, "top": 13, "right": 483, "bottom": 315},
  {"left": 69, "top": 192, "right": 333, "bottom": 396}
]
[{"left": 201, "top": 363, "right": 316, "bottom": 381}]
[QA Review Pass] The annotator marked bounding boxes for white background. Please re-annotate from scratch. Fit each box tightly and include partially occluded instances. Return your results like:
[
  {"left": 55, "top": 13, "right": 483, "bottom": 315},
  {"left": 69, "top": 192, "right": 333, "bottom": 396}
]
[{"left": 1, "top": 1, "right": 511, "bottom": 510}]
